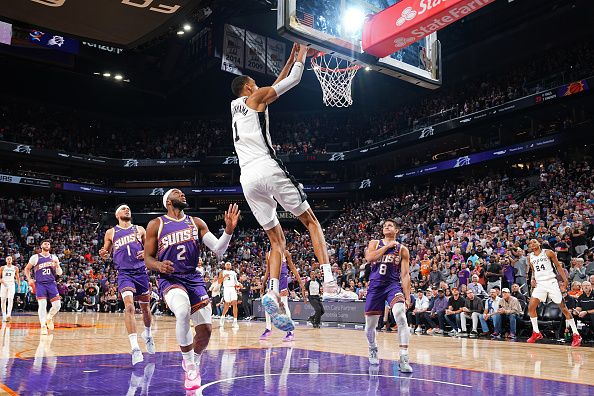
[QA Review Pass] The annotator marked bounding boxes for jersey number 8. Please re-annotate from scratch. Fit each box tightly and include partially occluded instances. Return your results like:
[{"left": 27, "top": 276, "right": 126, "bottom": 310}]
[{"left": 379, "top": 263, "right": 387, "bottom": 275}]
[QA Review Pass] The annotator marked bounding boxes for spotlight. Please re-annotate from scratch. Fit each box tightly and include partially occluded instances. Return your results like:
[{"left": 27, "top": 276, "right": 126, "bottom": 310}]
[
  {"left": 177, "top": 30, "right": 185, "bottom": 36},
  {"left": 93, "top": 72, "right": 100, "bottom": 75},
  {"left": 114, "top": 74, "right": 123, "bottom": 81},
  {"left": 102, "top": 72, "right": 111, "bottom": 77},
  {"left": 365, "top": 66, "right": 371, "bottom": 71},
  {"left": 183, "top": 24, "right": 192, "bottom": 31},
  {"left": 342, "top": 7, "right": 366, "bottom": 34}
]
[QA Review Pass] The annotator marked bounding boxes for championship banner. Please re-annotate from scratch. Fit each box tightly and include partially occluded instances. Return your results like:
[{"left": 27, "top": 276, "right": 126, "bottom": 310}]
[
  {"left": 362, "top": 0, "right": 496, "bottom": 57},
  {"left": 245, "top": 30, "right": 266, "bottom": 74},
  {"left": 221, "top": 24, "right": 245, "bottom": 75},
  {"left": 266, "top": 37, "right": 286, "bottom": 77},
  {"left": 0, "top": 21, "right": 12, "bottom": 45}
]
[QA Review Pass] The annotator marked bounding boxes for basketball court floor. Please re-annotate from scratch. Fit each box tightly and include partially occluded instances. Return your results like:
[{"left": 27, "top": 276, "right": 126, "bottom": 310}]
[{"left": 0, "top": 312, "right": 592, "bottom": 395}]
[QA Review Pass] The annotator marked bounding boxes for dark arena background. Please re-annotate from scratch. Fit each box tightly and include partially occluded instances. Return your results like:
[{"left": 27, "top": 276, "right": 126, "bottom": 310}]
[{"left": 0, "top": 0, "right": 593, "bottom": 395}]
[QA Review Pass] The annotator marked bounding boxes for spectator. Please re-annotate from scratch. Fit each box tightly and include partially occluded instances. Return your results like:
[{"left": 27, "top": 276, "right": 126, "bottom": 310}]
[
  {"left": 427, "top": 289, "right": 449, "bottom": 335},
  {"left": 479, "top": 289, "right": 501, "bottom": 336},
  {"left": 486, "top": 257, "right": 502, "bottom": 292},
  {"left": 575, "top": 281, "right": 593, "bottom": 335},
  {"left": 569, "top": 258, "right": 588, "bottom": 284},
  {"left": 412, "top": 290, "right": 430, "bottom": 333},
  {"left": 460, "top": 289, "right": 486, "bottom": 337},
  {"left": 468, "top": 275, "right": 488, "bottom": 298},
  {"left": 494, "top": 288, "right": 523, "bottom": 339},
  {"left": 445, "top": 287, "right": 465, "bottom": 336}
]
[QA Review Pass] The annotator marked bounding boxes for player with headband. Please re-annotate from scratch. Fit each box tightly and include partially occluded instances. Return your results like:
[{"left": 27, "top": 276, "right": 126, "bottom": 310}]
[{"left": 100, "top": 204, "right": 155, "bottom": 365}]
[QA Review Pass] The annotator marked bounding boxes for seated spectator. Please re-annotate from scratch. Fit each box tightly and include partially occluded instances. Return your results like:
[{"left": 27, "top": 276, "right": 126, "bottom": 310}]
[
  {"left": 479, "top": 289, "right": 501, "bottom": 336},
  {"left": 445, "top": 287, "right": 465, "bottom": 336},
  {"left": 468, "top": 275, "right": 488, "bottom": 298},
  {"left": 494, "top": 288, "right": 523, "bottom": 340},
  {"left": 412, "top": 290, "right": 430, "bottom": 333},
  {"left": 460, "top": 289, "right": 486, "bottom": 337},
  {"left": 575, "top": 281, "right": 594, "bottom": 336},
  {"left": 569, "top": 258, "right": 588, "bottom": 284},
  {"left": 568, "top": 281, "right": 583, "bottom": 299},
  {"left": 426, "top": 288, "right": 449, "bottom": 335}
]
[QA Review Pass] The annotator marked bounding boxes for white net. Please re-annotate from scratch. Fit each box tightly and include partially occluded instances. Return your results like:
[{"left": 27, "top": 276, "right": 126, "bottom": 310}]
[{"left": 310, "top": 53, "right": 361, "bottom": 107}]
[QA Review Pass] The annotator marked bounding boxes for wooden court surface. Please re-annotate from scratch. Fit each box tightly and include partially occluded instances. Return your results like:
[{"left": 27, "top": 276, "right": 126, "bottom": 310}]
[{"left": 0, "top": 312, "right": 591, "bottom": 388}]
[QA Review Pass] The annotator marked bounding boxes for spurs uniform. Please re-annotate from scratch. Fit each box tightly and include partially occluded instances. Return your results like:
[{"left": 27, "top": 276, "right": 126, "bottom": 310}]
[
  {"left": 0, "top": 266, "right": 16, "bottom": 300},
  {"left": 529, "top": 249, "right": 562, "bottom": 304},
  {"left": 222, "top": 269, "right": 239, "bottom": 303}
]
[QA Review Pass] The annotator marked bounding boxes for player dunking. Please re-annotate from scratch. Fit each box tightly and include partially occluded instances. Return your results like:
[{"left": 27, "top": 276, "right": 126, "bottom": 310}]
[
  {"left": 526, "top": 239, "right": 581, "bottom": 346},
  {"left": 1, "top": 256, "right": 19, "bottom": 322},
  {"left": 99, "top": 204, "right": 155, "bottom": 365},
  {"left": 261, "top": 249, "right": 307, "bottom": 341},
  {"left": 364, "top": 219, "right": 412, "bottom": 373},
  {"left": 230, "top": 43, "right": 336, "bottom": 331},
  {"left": 24, "top": 240, "right": 62, "bottom": 335},
  {"left": 144, "top": 189, "right": 239, "bottom": 391},
  {"left": 219, "top": 261, "right": 240, "bottom": 329}
]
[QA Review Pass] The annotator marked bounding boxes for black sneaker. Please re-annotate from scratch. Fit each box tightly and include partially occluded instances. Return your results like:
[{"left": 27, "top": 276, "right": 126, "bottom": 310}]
[{"left": 469, "top": 331, "right": 478, "bottom": 338}]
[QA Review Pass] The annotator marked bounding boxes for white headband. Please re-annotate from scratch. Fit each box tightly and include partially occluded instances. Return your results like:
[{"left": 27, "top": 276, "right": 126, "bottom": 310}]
[
  {"left": 115, "top": 205, "right": 130, "bottom": 216},
  {"left": 163, "top": 189, "right": 176, "bottom": 209}
]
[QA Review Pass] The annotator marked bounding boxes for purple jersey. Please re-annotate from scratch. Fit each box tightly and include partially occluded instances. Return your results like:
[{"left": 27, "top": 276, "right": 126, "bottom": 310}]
[
  {"left": 33, "top": 253, "right": 57, "bottom": 284},
  {"left": 369, "top": 240, "right": 402, "bottom": 284},
  {"left": 112, "top": 225, "right": 145, "bottom": 271},
  {"left": 157, "top": 215, "right": 201, "bottom": 274}
]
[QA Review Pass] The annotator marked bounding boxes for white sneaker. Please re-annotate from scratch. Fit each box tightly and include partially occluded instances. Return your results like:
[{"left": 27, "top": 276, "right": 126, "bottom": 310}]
[
  {"left": 132, "top": 348, "right": 144, "bottom": 365},
  {"left": 232, "top": 320, "right": 239, "bottom": 329},
  {"left": 398, "top": 354, "right": 413, "bottom": 373},
  {"left": 142, "top": 331, "right": 156, "bottom": 354},
  {"left": 415, "top": 327, "right": 422, "bottom": 334},
  {"left": 184, "top": 367, "right": 201, "bottom": 391},
  {"left": 219, "top": 316, "right": 225, "bottom": 327},
  {"left": 40, "top": 326, "right": 48, "bottom": 335},
  {"left": 368, "top": 346, "right": 379, "bottom": 365}
]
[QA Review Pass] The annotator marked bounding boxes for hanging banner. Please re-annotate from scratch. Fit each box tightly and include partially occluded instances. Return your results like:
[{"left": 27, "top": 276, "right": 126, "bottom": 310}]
[
  {"left": 266, "top": 37, "right": 286, "bottom": 77},
  {"left": 245, "top": 30, "right": 266, "bottom": 74},
  {"left": 221, "top": 24, "right": 244, "bottom": 75},
  {"left": 0, "top": 21, "right": 12, "bottom": 45}
]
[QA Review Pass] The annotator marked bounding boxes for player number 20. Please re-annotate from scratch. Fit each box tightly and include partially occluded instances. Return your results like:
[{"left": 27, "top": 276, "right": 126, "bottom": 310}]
[
  {"left": 42, "top": 268, "right": 51, "bottom": 275},
  {"left": 379, "top": 263, "right": 387, "bottom": 275},
  {"left": 176, "top": 245, "right": 187, "bottom": 261}
]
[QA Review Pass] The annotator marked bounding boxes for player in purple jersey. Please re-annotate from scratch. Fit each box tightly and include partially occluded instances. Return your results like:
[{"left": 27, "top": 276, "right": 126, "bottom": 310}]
[
  {"left": 144, "top": 189, "right": 239, "bottom": 391},
  {"left": 24, "top": 240, "right": 63, "bottom": 335},
  {"left": 99, "top": 204, "right": 155, "bottom": 366},
  {"left": 261, "top": 249, "right": 306, "bottom": 341},
  {"left": 364, "top": 219, "right": 413, "bottom": 373}
]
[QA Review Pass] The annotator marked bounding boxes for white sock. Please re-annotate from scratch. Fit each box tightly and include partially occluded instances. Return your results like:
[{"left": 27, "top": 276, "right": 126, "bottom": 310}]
[
  {"left": 144, "top": 326, "right": 152, "bottom": 337},
  {"left": 38, "top": 299, "right": 47, "bottom": 327},
  {"left": 566, "top": 319, "right": 578, "bottom": 335},
  {"left": 1, "top": 297, "right": 6, "bottom": 317},
  {"left": 194, "top": 352, "right": 201, "bottom": 368},
  {"left": 6, "top": 297, "right": 13, "bottom": 317},
  {"left": 321, "top": 264, "right": 333, "bottom": 284},
  {"left": 265, "top": 312, "right": 272, "bottom": 331},
  {"left": 129, "top": 333, "right": 140, "bottom": 350},
  {"left": 400, "top": 348, "right": 408, "bottom": 357},
  {"left": 365, "top": 315, "right": 380, "bottom": 348},
  {"left": 182, "top": 350, "right": 195, "bottom": 371},
  {"left": 269, "top": 279, "right": 279, "bottom": 294},
  {"left": 530, "top": 317, "right": 540, "bottom": 333}
]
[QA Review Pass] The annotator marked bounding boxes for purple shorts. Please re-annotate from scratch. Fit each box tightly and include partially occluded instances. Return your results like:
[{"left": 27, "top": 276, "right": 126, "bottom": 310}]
[
  {"left": 364, "top": 281, "right": 404, "bottom": 316},
  {"left": 117, "top": 269, "right": 150, "bottom": 298},
  {"left": 280, "top": 275, "right": 289, "bottom": 296},
  {"left": 158, "top": 272, "right": 210, "bottom": 314},
  {"left": 35, "top": 282, "right": 61, "bottom": 302}
]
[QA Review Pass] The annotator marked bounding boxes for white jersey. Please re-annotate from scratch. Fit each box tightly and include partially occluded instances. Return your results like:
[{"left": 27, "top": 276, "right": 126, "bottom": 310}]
[
  {"left": 1, "top": 266, "right": 16, "bottom": 284},
  {"left": 222, "top": 270, "right": 238, "bottom": 289},
  {"left": 529, "top": 249, "right": 557, "bottom": 283},
  {"left": 230, "top": 96, "right": 279, "bottom": 172}
]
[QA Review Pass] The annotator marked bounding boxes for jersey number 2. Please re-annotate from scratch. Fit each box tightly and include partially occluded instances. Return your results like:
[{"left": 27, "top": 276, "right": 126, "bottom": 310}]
[{"left": 177, "top": 245, "right": 186, "bottom": 261}]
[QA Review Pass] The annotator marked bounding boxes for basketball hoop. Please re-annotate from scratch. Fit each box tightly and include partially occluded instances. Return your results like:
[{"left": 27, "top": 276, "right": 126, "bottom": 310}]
[{"left": 310, "top": 52, "right": 361, "bottom": 108}]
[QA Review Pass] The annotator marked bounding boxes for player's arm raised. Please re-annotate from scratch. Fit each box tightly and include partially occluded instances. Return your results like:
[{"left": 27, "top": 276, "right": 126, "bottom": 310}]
[
  {"left": 246, "top": 45, "right": 307, "bottom": 108},
  {"left": 272, "top": 43, "right": 298, "bottom": 85},
  {"left": 400, "top": 246, "right": 412, "bottom": 307},
  {"left": 365, "top": 239, "right": 393, "bottom": 263},
  {"left": 547, "top": 249, "right": 568, "bottom": 290},
  {"left": 286, "top": 250, "right": 307, "bottom": 302},
  {"left": 99, "top": 228, "right": 114, "bottom": 260},
  {"left": 196, "top": 204, "right": 240, "bottom": 259},
  {"left": 144, "top": 219, "right": 174, "bottom": 274}
]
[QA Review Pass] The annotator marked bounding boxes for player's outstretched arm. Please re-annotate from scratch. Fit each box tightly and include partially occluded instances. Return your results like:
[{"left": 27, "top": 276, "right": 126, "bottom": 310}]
[
  {"left": 247, "top": 45, "right": 308, "bottom": 108},
  {"left": 272, "top": 43, "right": 298, "bottom": 86},
  {"left": 99, "top": 228, "right": 114, "bottom": 260},
  {"left": 144, "top": 218, "right": 174, "bottom": 274},
  {"left": 197, "top": 204, "right": 240, "bottom": 258},
  {"left": 400, "top": 246, "right": 411, "bottom": 307}
]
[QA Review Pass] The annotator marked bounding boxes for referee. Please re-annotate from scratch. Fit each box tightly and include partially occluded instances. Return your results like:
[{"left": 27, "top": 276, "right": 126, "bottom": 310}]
[{"left": 306, "top": 271, "right": 324, "bottom": 328}]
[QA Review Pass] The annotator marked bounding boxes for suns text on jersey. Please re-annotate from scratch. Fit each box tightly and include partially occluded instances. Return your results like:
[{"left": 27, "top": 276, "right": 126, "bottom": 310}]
[
  {"left": 160, "top": 229, "right": 195, "bottom": 250},
  {"left": 114, "top": 234, "right": 138, "bottom": 250}
]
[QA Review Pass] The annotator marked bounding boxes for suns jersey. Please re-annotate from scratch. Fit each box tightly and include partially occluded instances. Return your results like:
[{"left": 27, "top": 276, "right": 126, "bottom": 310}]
[
  {"left": 528, "top": 249, "right": 557, "bottom": 283},
  {"left": 30, "top": 254, "right": 58, "bottom": 284},
  {"left": 369, "top": 240, "right": 402, "bottom": 284},
  {"left": 230, "top": 96, "right": 277, "bottom": 170},
  {"left": 222, "top": 270, "right": 238, "bottom": 289},
  {"left": 157, "top": 215, "right": 201, "bottom": 274},
  {"left": 1, "top": 266, "right": 16, "bottom": 284},
  {"left": 112, "top": 225, "right": 145, "bottom": 272}
]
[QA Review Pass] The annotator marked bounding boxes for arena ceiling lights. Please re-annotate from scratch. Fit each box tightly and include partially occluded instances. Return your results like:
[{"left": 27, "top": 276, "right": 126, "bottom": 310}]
[{"left": 0, "top": 0, "right": 205, "bottom": 48}]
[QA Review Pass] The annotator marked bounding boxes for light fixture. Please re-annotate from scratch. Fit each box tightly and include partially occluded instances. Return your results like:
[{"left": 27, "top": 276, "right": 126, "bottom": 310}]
[
  {"left": 183, "top": 24, "right": 192, "bottom": 31},
  {"left": 93, "top": 72, "right": 100, "bottom": 75},
  {"left": 114, "top": 74, "right": 123, "bottom": 81},
  {"left": 342, "top": 7, "right": 366, "bottom": 34},
  {"left": 365, "top": 66, "right": 371, "bottom": 71},
  {"left": 177, "top": 30, "right": 185, "bottom": 36},
  {"left": 102, "top": 72, "right": 111, "bottom": 77}
]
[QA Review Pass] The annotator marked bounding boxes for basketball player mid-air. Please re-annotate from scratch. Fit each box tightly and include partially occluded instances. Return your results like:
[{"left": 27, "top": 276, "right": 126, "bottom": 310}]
[
  {"left": 24, "top": 240, "right": 62, "bottom": 335},
  {"left": 261, "top": 249, "right": 307, "bottom": 341},
  {"left": 363, "top": 219, "right": 413, "bottom": 373},
  {"left": 230, "top": 43, "right": 336, "bottom": 331},
  {"left": 99, "top": 204, "right": 155, "bottom": 366},
  {"left": 144, "top": 189, "right": 240, "bottom": 391},
  {"left": 0, "top": 256, "right": 19, "bottom": 322},
  {"left": 219, "top": 261, "right": 240, "bottom": 329},
  {"left": 526, "top": 239, "right": 581, "bottom": 347}
]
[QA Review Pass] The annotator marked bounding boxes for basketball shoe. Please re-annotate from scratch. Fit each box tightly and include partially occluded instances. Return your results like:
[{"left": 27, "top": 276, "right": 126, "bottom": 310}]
[
  {"left": 132, "top": 348, "right": 144, "bottom": 366},
  {"left": 262, "top": 291, "right": 294, "bottom": 332},
  {"left": 142, "top": 330, "right": 156, "bottom": 354},
  {"left": 46, "top": 316, "right": 54, "bottom": 331},
  {"left": 368, "top": 346, "right": 379, "bottom": 365},
  {"left": 184, "top": 365, "right": 201, "bottom": 391},
  {"left": 571, "top": 333, "right": 582, "bottom": 347},
  {"left": 399, "top": 354, "right": 413, "bottom": 373},
  {"left": 527, "top": 331, "right": 543, "bottom": 343}
]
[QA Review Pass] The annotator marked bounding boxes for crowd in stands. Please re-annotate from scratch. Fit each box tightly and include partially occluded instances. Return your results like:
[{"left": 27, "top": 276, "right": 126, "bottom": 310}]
[
  {"left": 1, "top": 156, "right": 593, "bottom": 340},
  {"left": 1, "top": 40, "right": 592, "bottom": 158}
]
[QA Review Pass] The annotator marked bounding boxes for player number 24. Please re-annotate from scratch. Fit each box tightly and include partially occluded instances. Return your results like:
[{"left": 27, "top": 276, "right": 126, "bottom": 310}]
[{"left": 534, "top": 263, "right": 546, "bottom": 271}]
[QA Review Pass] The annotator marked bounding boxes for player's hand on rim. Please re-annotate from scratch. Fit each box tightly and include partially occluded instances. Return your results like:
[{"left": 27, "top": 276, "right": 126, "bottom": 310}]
[
  {"left": 158, "top": 260, "right": 175, "bottom": 274},
  {"left": 224, "top": 203, "right": 241, "bottom": 232}
]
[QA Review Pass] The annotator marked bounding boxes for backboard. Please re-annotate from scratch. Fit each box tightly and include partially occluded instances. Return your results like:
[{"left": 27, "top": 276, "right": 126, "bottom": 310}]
[{"left": 277, "top": 0, "right": 441, "bottom": 89}]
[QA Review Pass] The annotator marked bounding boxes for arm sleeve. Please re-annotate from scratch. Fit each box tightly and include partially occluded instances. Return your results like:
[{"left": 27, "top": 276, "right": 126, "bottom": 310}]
[
  {"left": 202, "top": 231, "right": 232, "bottom": 258},
  {"left": 271, "top": 62, "right": 304, "bottom": 97}
]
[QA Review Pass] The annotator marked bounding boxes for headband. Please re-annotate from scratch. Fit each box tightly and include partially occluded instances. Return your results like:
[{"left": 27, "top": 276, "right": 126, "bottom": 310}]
[
  {"left": 163, "top": 189, "right": 176, "bottom": 209},
  {"left": 115, "top": 205, "right": 130, "bottom": 216}
]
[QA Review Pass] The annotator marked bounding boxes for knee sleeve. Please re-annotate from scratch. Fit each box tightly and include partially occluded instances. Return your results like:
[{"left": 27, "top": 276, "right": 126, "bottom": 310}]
[
  {"left": 190, "top": 303, "right": 212, "bottom": 326},
  {"left": 391, "top": 303, "right": 410, "bottom": 346},
  {"left": 121, "top": 291, "right": 134, "bottom": 300},
  {"left": 38, "top": 299, "right": 47, "bottom": 312},
  {"left": 365, "top": 315, "right": 380, "bottom": 347},
  {"left": 165, "top": 288, "right": 193, "bottom": 347},
  {"left": 50, "top": 300, "right": 61, "bottom": 313}
]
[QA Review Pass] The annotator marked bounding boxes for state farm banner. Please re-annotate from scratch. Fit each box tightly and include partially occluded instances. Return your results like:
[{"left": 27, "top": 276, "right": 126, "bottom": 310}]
[
  {"left": 363, "top": 0, "right": 496, "bottom": 57},
  {"left": 245, "top": 30, "right": 266, "bottom": 74},
  {"left": 266, "top": 37, "right": 286, "bottom": 77},
  {"left": 221, "top": 24, "right": 245, "bottom": 75}
]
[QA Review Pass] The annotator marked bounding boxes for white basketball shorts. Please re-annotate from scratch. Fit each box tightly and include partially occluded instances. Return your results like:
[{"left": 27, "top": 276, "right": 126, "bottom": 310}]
[
  {"left": 0, "top": 283, "right": 15, "bottom": 299},
  {"left": 532, "top": 279, "right": 562, "bottom": 304},
  {"left": 241, "top": 165, "right": 310, "bottom": 230},
  {"left": 223, "top": 287, "right": 238, "bottom": 303}
]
